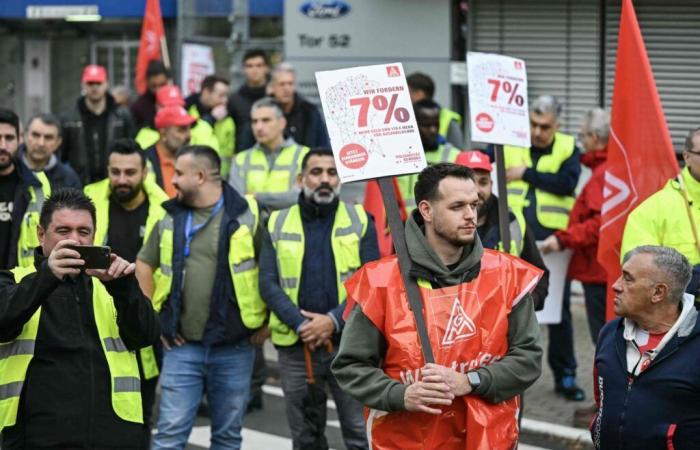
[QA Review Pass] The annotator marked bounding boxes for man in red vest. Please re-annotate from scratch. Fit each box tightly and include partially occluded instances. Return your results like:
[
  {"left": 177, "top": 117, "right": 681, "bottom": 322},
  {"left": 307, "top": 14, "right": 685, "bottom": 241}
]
[{"left": 332, "top": 163, "right": 543, "bottom": 449}]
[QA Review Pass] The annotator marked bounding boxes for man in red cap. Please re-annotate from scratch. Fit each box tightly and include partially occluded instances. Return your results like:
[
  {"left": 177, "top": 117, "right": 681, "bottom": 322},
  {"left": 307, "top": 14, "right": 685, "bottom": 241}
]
[
  {"left": 60, "top": 64, "right": 135, "bottom": 185},
  {"left": 457, "top": 150, "right": 549, "bottom": 310},
  {"left": 143, "top": 105, "right": 195, "bottom": 197}
]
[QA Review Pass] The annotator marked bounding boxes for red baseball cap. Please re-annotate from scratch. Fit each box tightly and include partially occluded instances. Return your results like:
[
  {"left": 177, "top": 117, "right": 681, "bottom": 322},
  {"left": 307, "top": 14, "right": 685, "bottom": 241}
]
[
  {"left": 82, "top": 64, "right": 107, "bottom": 83},
  {"left": 156, "top": 85, "right": 185, "bottom": 107},
  {"left": 154, "top": 106, "right": 196, "bottom": 129},
  {"left": 456, "top": 151, "right": 493, "bottom": 172}
]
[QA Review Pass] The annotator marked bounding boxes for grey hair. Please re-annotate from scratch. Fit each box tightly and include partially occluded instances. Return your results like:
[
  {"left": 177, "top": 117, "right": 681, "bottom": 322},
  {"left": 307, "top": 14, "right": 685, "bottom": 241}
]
[
  {"left": 250, "top": 96, "right": 284, "bottom": 119},
  {"left": 531, "top": 95, "right": 563, "bottom": 120},
  {"left": 272, "top": 62, "right": 296, "bottom": 82},
  {"left": 684, "top": 127, "right": 700, "bottom": 152},
  {"left": 26, "top": 113, "right": 62, "bottom": 137},
  {"left": 582, "top": 107, "right": 610, "bottom": 143},
  {"left": 623, "top": 245, "right": 692, "bottom": 302}
]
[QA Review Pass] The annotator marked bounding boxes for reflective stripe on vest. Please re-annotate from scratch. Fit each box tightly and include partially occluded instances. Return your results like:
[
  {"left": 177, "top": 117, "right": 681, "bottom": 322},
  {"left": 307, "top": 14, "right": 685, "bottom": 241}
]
[
  {"left": 0, "top": 266, "right": 142, "bottom": 432},
  {"left": 151, "top": 195, "right": 266, "bottom": 329},
  {"left": 234, "top": 144, "right": 309, "bottom": 194},
  {"left": 18, "top": 172, "right": 51, "bottom": 268},
  {"left": 84, "top": 177, "right": 168, "bottom": 380},
  {"left": 397, "top": 144, "right": 460, "bottom": 212},
  {"left": 268, "top": 202, "right": 367, "bottom": 346},
  {"left": 438, "top": 107, "right": 462, "bottom": 139},
  {"left": 503, "top": 132, "right": 576, "bottom": 230}
]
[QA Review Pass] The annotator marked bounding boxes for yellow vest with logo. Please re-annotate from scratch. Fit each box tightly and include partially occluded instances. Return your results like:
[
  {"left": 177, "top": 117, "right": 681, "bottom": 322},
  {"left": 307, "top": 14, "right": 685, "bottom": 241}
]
[
  {"left": 397, "top": 143, "right": 461, "bottom": 213},
  {"left": 84, "top": 177, "right": 169, "bottom": 380},
  {"left": 267, "top": 202, "right": 368, "bottom": 346},
  {"left": 150, "top": 196, "right": 266, "bottom": 329},
  {"left": 439, "top": 107, "right": 462, "bottom": 140},
  {"left": 0, "top": 266, "right": 143, "bottom": 431},
  {"left": 233, "top": 144, "right": 309, "bottom": 194},
  {"left": 188, "top": 105, "right": 236, "bottom": 179},
  {"left": 17, "top": 172, "right": 51, "bottom": 268},
  {"left": 504, "top": 132, "right": 576, "bottom": 230}
]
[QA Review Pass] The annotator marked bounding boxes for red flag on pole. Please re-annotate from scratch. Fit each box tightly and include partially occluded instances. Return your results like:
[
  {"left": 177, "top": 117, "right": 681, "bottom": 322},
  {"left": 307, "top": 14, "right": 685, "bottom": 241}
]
[
  {"left": 135, "top": 0, "right": 166, "bottom": 95},
  {"left": 363, "top": 178, "right": 407, "bottom": 258},
  {"left": 597, "top": 0, "right": 679, "bottom": 320}
]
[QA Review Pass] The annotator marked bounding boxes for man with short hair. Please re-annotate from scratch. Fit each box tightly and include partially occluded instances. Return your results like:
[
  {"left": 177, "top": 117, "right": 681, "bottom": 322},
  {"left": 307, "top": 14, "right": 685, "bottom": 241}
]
[
  {"left": 269, "top": 63, "right": 330, "bottom": 148},
  {"left": 136, "top": 145, "right": 267, "bottom": 450},
  {"left": 130, "top": 60, "right": 170, "bottom": 129},
  {"left": 0, "top": 108, "right": 51, "bottom": 270},
  {"left": 229, "top": 97, "right": 310, "bottom": 212},
  {"left": 143, "top": 105, "right": 196, "bottom": 197},
  {"left": 186, "top": 75, "right": 235, "bottom": 177},
  {"left": 84, "top": 138, "right": 168, "bottom": 447},
  {"left": 21, "top": 113, "right": 81, "bottom": 190},
  {"left": 622, "top": 127, "right": 700, "bottom": 301},
  {"left": 406, "top": 71, "right": 464, "bottom": 148},
  {"left": 60, "top": 64, "right": 136, "bottom": 185},
  {"left": 396, "top": 99, "right": 461, "bottom": 213},
  {"left": 591, "top": 245, "right": 700, "bottom": 449},
  {"left": 333, "top": 163, "right": 543, "bottom": 449},
  {"left": 498, "top": 94, "right": 584, "bottom": 401},
  {"left": 229, "top": 49, "right": 270, "bottom": 152},
  {"left": 259, "top": 148, "right": 378, "bottom": 449},
  {"left": 0, "top": 188, "right": 160, "bottom": 448}
]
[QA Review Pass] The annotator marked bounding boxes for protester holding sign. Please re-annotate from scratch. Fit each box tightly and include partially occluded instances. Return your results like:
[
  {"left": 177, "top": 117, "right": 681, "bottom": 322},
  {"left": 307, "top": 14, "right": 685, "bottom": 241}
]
[{"left": 332, "top": 163, "right": 543, "bottom": 450}]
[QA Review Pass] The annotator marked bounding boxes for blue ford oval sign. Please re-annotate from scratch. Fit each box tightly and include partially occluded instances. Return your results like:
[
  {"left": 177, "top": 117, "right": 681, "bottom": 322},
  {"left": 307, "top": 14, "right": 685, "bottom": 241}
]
[{"left": 300, "top": 1, "right": 351, "bottom": 19}]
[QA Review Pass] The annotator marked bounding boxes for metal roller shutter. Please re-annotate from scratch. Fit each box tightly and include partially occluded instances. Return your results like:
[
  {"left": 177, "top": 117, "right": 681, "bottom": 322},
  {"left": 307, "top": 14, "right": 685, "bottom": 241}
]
[
  {"left": 468, "top": 0, "right": 601, "bottom": 137},
  {"left": 604, "top": 0, "right": 700, "bottom": 152}
]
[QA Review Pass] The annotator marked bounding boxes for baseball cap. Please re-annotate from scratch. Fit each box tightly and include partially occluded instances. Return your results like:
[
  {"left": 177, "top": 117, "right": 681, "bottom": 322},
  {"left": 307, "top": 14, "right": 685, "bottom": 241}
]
[
  {"left": 156, "top": 85, "right": 185, "bottom": 107},
  {"left": 82, "top": 65, "right": 107, "bottom": 83},
  {"left": 154, "top": 105, "right": 196, "bottom": 129},
  {"left": 456, "top": 151, "right": 493, "bottom": 172}
]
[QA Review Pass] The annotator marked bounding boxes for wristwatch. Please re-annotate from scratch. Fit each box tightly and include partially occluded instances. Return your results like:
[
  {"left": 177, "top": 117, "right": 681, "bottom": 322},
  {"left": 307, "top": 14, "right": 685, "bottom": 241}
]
[{"left": 467, "top": 371, "right": 481, "bottom": 389}]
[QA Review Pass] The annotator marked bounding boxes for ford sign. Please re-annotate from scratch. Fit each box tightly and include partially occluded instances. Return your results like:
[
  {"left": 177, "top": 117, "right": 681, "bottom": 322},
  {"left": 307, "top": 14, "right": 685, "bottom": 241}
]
[{"left": 300, "top": 1, "right": 350, "bottom": 19}]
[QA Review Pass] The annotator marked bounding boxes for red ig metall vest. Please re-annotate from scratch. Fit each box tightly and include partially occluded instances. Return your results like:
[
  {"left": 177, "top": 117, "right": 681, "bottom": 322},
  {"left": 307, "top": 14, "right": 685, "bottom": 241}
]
[{"left": 345, "top": 249, "right": 542, "bottom": 450}]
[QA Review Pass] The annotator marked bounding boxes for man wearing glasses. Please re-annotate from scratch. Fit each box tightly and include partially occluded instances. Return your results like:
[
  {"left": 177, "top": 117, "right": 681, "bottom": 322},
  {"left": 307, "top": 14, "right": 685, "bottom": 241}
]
[{"left": 622, "top": 127, "right": 700, "bottom": 301}]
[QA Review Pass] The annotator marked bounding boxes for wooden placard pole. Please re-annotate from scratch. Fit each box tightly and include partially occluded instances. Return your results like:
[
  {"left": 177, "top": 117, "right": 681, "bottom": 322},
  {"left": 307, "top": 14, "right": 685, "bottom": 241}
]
[
  {"left": 494, "top": 144, "right": 511, "bottom": 254},
  {"left": 377, "top": 177, "right": 435, "bottom": 364}
]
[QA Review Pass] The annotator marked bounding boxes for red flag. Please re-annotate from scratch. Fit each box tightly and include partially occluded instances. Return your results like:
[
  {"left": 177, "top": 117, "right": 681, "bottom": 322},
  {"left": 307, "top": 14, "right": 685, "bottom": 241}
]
[
  {"left": 135, "top": 0, "right": 165, "bottom": 95},
  {"left": 363, "top": 178, "right": 407, "bottom": 258},
  {"left": 597, "top": 0, "right": 679, "bottom": 320}
]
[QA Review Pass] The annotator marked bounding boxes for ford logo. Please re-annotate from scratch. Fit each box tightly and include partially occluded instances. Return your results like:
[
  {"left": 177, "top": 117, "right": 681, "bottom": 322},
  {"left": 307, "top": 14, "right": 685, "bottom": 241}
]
[{"left": 300, "top": 1, "right": 351, "bottom": 19}]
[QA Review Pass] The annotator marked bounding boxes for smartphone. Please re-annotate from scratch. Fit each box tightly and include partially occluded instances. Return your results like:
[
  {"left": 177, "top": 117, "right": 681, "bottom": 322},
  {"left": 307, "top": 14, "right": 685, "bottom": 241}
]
[{"left": 66, "top": 245, "right": 112, "bottom": 270}]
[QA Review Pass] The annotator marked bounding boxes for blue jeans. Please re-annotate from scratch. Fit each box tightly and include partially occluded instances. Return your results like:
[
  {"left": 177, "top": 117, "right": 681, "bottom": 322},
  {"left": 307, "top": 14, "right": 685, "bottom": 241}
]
[{"left": 152, "top": 341, "right": 255, "bottom": 450}]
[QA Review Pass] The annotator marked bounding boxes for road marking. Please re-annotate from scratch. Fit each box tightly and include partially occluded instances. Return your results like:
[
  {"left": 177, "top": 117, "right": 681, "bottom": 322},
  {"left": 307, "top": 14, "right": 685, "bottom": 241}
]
[
  {"left": 263, "top": 384, "right": 338, "bottom": 410},
  {"left": 189, "top": 425, "right": 339, "bottom": 449}
]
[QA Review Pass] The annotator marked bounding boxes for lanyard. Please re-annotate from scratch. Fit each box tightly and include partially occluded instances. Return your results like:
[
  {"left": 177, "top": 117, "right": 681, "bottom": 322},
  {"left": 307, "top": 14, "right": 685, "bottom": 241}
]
[{"left": 184, "top": 196, "right": 224, "bottom": 258}]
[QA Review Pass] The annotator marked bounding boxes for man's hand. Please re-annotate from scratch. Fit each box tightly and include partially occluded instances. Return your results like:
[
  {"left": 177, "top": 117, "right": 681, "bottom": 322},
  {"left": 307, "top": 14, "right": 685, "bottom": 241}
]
[
  {"left": 160, "top": 334, "right": 186, "bottom": 351},
  {"left": 250, "top": 325, "right": 271, "bottom": 346},
  {"left": 403, "top": 381, "right": 454, "bottom": 415},
  {"left": 299, "top": 310, "right": 335, "bottom": 350},
  {"left": 86, "top": 253, "right": 135, "bottom": 281},
  {"left": 539, "top": 235, "right": 561, "bottom": 255},
  {"left": 48, "top": 239, "right": 84, "bottom": 279},
  {"left": 506, "top": 166, "right": 527, "bottom": 182},
  {"left": 421, "top": 363, "right": 472, "bottom": 397}
]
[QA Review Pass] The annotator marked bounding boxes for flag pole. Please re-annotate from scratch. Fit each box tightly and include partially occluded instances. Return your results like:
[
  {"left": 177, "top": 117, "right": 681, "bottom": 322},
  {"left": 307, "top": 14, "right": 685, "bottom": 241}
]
[{"left": 494, "top": 144, "right": 511, "bottom": 254}]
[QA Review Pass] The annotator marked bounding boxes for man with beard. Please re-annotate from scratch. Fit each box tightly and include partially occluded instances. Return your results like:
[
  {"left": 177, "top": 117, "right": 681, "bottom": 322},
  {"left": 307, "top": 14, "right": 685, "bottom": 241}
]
[
  {"left": 20, "top": 113, "right": 81, "bottom": 190},
  {"left": 396, "top": 99, "right": 462, "bottom": 214},
  {"left": 84, "top": 138, "right": 168, "bottom": 447},
  {"left": 60, "top": 64, "right": 135, "bottom": 185},
  {"left": 332, "top": 163, "right": 543, "bottom": 449},
  {"left": 0, "top": 108, "right": 51, "bottom": 270},
  {"left": 136, "top": 145, "right": 267, "bottom": 450},
  {"left": 259, "top": 148, "right": 378, "bottom": 450},
  {"left": 456, "top": 150, "right": 549, "bottom": 309}
]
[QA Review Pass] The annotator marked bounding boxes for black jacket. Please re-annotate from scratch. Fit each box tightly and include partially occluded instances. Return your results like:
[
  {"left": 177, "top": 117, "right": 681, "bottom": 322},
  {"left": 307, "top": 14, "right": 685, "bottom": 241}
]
[
  {"left": 60, "top": 94, "right": 135, "bottom": 185},
  {"left": 281, "top": 93, "right": 330, "bottom": 148},
  {"left": 5, "top": 162, "right": 43, "bottom": 270},
  {"left": 0, "top": 251, "right": 160, "bottom": 448},
  {"left": 18, "top": 146, "right": 81, "bottom": 191}
]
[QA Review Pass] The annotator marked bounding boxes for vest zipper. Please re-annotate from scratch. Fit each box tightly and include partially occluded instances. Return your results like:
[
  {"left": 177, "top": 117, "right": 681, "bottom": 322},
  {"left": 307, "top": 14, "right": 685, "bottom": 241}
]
[{"left": 618, "top": 375, "right": 635, "bottom": 447}]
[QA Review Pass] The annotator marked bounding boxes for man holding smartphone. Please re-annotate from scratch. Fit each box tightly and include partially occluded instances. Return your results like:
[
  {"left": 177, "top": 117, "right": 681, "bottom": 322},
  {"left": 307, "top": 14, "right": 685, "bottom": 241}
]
[{"left": 0, "top": 188, "right": 160, "bottom": 448}]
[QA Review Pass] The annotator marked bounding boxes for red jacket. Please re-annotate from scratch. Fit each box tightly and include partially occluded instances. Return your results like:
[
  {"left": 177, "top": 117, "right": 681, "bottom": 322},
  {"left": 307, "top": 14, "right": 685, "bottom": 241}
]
[{"left": 555, "top": 148, "right": 607, "bottom": 284}]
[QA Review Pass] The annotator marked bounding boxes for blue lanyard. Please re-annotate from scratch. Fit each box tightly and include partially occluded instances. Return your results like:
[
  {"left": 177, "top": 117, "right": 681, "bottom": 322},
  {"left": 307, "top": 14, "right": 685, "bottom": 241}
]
[{"left": 184, "top": 196, "right": 224, "bottom": 258}]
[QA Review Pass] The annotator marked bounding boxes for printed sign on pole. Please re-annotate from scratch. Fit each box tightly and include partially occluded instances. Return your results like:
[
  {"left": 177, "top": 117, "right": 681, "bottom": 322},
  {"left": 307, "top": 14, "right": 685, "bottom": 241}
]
[
  {"left": 181, "top": 43, "right": 215, "bottom": 97},
  {"left": 467, "top": 52, "right": 530, "bottom": 147},
  {"left": 315, "top": 63, "right": 426, "bottom": 183}
]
